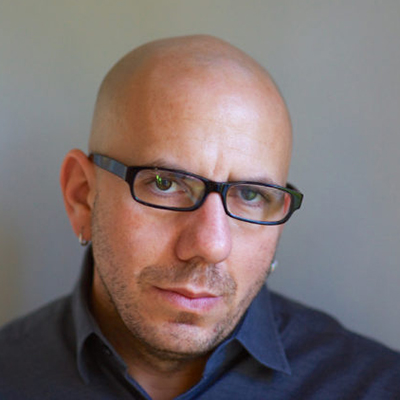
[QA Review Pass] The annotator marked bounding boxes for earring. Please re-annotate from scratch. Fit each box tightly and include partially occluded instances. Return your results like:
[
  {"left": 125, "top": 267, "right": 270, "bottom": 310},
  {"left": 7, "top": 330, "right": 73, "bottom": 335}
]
[
  {"left": 270, "top": 259, "right": 278, "bottom": 274},
  {"left": 79, "top": 231, "right": 89, "bottom": 247}
]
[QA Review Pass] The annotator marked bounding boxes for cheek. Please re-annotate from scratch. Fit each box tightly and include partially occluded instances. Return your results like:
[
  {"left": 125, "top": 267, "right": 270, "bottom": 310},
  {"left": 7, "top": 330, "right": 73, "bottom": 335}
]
[
  {"left": 229, "top": 227, "right": 280, "bottom": 293},
  {"left": 92, "top": 191, "right": 180, "bottom": 269}
]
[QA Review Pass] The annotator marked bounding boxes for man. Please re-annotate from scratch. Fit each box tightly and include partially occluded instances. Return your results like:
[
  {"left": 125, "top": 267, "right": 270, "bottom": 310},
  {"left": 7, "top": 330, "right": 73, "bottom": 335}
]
[{"left": 0, "top": 35, "right": 399, "bottom": 399}]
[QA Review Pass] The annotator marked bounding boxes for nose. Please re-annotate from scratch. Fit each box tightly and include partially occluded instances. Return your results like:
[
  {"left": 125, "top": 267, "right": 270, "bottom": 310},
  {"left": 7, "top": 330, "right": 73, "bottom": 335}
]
[{"left": 174, "top": 193, "right": 232, "bottom": 264}]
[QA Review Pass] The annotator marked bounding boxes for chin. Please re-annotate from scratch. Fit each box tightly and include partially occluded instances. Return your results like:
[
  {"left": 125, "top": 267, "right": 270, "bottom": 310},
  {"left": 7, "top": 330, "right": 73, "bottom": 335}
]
[{"left": 131, "top": 319, "right": 231, "bottom": 361}]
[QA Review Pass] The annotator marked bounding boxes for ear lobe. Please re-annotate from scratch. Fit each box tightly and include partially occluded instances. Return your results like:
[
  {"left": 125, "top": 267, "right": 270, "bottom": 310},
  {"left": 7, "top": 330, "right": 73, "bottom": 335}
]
[{"left": 60, "top": 149, "right": 96, "bottom": 240}]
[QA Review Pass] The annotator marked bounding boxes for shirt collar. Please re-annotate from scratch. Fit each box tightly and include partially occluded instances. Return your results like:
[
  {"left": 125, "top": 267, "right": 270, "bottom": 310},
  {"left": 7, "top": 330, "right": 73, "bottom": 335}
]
[
  {"left": 71, "top": 248, "right": 291, "bottom": 382},
  {"left": 235, "top": 284, "right": 291, "bottom": 375}
]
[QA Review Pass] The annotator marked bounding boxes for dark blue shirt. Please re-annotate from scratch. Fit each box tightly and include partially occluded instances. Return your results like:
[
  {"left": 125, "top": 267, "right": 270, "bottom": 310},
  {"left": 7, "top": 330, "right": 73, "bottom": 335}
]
[{"left": 1, "top": 249, "right": 399, "bottom": 399}]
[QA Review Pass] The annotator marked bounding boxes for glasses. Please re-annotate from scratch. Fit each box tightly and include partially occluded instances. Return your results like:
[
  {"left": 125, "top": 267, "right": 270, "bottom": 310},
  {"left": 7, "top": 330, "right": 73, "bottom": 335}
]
[{"left": 90, "top": 153, "right": 303, "bottom": 226}]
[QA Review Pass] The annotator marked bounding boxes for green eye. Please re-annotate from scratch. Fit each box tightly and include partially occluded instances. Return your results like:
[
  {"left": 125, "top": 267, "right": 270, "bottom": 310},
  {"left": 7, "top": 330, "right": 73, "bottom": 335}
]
[
  {"left": 155, "top": 174, "right": 172, "bottom": 191},
  {"left": 239, "top": 188, "right": 258, "bottom": 201}
]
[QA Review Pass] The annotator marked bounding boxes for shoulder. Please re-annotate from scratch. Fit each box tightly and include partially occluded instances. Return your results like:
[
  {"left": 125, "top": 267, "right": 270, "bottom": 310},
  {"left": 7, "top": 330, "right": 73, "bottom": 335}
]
[
  {"left": 270, "top": 290, "right": 400, "bottom": 361},
  {"left": 270, "top": 291, "right": 353, "bottom": 340},
  {"left": 0, "top": 295, "right": 72, "bottom": 346},
  {"left": 269, "top": 291, "right": 400, "bottom": 397},
  {"left": 0, "top": 296, "right": 80, "bottom": 396}
]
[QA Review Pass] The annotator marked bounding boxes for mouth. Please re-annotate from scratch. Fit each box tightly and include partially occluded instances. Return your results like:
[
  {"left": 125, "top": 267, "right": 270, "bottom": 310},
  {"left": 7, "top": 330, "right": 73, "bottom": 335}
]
[{"left": 153, "top": 286, "right": 222, "bottom": 312}]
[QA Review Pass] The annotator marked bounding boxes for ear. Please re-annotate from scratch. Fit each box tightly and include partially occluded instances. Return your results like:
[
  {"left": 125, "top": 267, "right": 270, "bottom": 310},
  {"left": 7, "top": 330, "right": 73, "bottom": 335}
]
[{"left": 60, "top": 149, "right": 96, "bottom": 241}]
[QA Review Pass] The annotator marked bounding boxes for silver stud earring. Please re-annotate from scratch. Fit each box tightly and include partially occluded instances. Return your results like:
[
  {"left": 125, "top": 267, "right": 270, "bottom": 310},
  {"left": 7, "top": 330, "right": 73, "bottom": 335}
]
[
  {"left": 270, "top": 259, "right": 278, "bottom": 274},
  {"left": 79, "top": 232, "right": 89, "bottom": 247}
]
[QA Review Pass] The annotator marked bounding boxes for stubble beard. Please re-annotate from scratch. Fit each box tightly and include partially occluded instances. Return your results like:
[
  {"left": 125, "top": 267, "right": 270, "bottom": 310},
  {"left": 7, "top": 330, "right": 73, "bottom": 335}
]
[
  {"left": 96, "top": 258, "right": 269, "bottom": 365},
  {"left": 90, "top": 196, "right": 270, "bottom": 365}
]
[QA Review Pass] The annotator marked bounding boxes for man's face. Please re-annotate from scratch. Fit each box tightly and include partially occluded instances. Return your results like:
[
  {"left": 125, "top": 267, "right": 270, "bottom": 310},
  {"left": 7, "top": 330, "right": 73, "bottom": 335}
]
[{"left": 90, "top": 65, "right": 291, "bottom": 359}]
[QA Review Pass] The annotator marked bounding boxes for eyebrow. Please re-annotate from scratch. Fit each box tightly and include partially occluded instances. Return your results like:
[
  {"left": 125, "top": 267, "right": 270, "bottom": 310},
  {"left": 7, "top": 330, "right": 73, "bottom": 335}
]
[
  {"left": 238, "top": 174, "right": 279, "bottom": 186},
  {"left": 143, "top": 158, "right": 184, "bottom": 170},
  {"left": 138, "top": 157, "right": 280, "bottom": 186}
]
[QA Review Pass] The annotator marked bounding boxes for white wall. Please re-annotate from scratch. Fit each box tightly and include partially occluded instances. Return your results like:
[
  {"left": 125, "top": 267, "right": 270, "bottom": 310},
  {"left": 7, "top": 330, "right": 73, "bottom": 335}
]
[{"left": 1, "top": 0, "right": 399, "bottom": 350}]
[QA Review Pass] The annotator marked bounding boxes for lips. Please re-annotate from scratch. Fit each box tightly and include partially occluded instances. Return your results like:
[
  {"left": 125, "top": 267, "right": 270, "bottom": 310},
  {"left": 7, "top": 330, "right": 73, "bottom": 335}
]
[
  {"left": 166, "top": 287, "right": 217, "bottom": 299},
  {"left": 154, "top": 286, "right": 222, "bottom": 312}
]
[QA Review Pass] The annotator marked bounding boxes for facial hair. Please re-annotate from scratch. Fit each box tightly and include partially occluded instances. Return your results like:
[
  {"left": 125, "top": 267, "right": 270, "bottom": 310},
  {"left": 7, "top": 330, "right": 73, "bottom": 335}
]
[{"left": 90, "top": 194, "right": 270, "bottom": 363}]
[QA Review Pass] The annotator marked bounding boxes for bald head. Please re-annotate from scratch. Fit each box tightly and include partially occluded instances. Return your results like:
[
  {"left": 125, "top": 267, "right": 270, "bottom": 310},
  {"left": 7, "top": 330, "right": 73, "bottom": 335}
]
[{"left": 89, "top": 34, "right": 292, "bottom": 167}]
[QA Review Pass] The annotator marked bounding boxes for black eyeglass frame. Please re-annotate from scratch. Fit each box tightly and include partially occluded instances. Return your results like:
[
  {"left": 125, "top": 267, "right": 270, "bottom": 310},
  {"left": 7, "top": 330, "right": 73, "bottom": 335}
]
[{"left": 90, "top": 153, "right": 303, "bottom": 225}]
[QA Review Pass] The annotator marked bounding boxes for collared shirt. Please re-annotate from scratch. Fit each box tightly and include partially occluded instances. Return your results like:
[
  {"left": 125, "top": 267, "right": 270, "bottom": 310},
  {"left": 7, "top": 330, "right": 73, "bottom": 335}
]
[{"left": 0, "top": 248, "right": 399, "bottom": 399}]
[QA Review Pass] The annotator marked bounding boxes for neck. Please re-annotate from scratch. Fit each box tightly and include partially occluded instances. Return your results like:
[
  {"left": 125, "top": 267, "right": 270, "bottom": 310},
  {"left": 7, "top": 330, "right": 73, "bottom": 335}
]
[{"left": 125, "top": 345, "right": 208, "bottom": 400}]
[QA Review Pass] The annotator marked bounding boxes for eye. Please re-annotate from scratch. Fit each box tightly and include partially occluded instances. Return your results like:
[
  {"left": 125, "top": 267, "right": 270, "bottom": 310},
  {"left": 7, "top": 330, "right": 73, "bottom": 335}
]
[
  {"left": 155, "top": 174, "right": 173, "bottom": 191},
  {"left": 238, "top": 187, "right": 261, "bottom": 202}
]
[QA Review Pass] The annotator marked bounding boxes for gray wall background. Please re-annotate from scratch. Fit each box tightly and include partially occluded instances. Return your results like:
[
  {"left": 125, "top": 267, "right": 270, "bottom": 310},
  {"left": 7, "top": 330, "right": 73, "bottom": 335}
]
[{"left": 1, "top": 1, "right": 399, "bottom": 350}]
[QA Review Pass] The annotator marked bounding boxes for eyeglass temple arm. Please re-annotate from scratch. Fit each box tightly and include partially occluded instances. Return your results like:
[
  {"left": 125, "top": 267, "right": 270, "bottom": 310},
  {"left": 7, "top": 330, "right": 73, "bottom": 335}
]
[
  {"left": 91, "top": 154, "right": 128, "bottom": 180},
  {"left": 286, "top": 182, "right": 303, "bottom": 210}
]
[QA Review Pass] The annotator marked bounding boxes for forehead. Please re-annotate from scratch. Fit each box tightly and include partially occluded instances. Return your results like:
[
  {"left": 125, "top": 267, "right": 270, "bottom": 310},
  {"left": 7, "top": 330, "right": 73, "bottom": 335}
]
[{"left": 103, "top": 62, "right": 291, "bottom": 183}]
